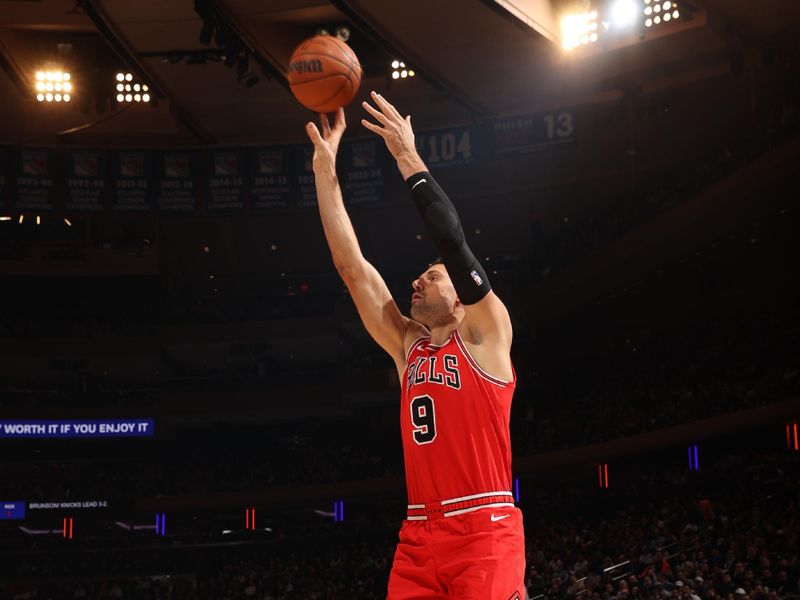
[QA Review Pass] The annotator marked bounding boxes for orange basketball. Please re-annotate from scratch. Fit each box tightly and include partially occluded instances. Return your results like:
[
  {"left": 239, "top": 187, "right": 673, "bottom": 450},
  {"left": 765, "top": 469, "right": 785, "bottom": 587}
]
[{"left": 288, "top": 35, "right": 362, "bottom": 114}]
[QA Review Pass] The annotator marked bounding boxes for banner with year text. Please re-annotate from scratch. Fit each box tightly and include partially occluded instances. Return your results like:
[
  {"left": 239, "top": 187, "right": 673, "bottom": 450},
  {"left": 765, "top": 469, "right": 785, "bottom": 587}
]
[
  {"left": 65, "top": 149, "right": 106, "bottom": 211},
  {"left": 250, "top": 145, "right": 294, "bottom": 211},
  {"left": 111, "top": 150, "right": 153, "bottom": 212},
  {"left": 154, "top": 151, "right": 197, "bottom": 212},
  {"left": 341, "top": 137, "right": 386, "bottom": 205},
  {"left": 15, "top": 148, "right": 56, "bottom": 212},
  {"left": 205, "top": 149, "right": 246, "bottom": 213}
]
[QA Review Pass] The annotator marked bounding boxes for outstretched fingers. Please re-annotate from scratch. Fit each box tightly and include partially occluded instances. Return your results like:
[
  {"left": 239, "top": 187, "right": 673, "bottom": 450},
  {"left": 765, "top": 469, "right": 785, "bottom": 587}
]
[
  {"left": 361, "top": 100, "right": 389, "bottom": 125},
  {"left": 320, "top": 113, "right": 331, "bottom": 138},
  {"left": 370, "top": 91, "right": 403, "bottom": 121},
  {"left": 361, "top": 118, "right": 386, "bottom": 137},
  {"left": 306, "top": 121, "right": 323, "bottom": 146},
  {"left": 333, "top": 107, "right": 346, "bottom": 134}
]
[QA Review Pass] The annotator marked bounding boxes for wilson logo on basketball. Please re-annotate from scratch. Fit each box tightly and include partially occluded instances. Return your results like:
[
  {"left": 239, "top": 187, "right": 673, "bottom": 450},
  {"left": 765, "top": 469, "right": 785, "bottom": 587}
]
[{"left": 290, "top": 59, "right": 323, "bottom": 74}]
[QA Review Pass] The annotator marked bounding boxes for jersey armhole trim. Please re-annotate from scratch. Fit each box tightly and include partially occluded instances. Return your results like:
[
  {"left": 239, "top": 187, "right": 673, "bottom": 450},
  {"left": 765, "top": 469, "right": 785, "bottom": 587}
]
[
  {"left": 453, "top": 330, "right": 513, "bottom": 387},
  {"left": 404, "top": 336, "right": 428, "bottom": 363}
]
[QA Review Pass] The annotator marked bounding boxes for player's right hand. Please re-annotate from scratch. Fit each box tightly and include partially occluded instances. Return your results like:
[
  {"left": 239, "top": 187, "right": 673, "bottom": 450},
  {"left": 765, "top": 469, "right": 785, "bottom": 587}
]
[
  {"left": 306, "top": 107, "right": 346, "bottom": 173},
  {"left": 362, "top": 91, "right": 426, "bottom": 179},
  {"left": 361, "top": 91, "right": 416, "bottom": 161}
]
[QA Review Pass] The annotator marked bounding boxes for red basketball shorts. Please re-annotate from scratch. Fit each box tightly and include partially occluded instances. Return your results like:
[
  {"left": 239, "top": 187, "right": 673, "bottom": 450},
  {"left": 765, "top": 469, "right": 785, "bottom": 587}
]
[{"left": 387, "top": 506, "right": 526, "bottom": 600}]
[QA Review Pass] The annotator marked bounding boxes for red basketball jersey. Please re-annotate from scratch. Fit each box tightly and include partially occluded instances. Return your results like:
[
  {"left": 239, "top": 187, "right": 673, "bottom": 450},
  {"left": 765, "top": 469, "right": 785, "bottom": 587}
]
[{"left": 400, "top": 329, "right": 516, "bottom": 509}]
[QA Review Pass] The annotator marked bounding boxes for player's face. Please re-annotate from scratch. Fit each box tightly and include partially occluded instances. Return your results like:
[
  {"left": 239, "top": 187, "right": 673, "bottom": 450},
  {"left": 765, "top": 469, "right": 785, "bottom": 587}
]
[{"left": 410, "top": 264, "right": 459, "bottom": 327}]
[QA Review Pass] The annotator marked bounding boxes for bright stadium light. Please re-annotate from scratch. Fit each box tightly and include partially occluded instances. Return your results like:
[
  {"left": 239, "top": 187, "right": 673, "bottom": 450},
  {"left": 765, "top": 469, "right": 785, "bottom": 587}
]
[
  {"left": 114, "top": 74, "right": 151, "bottom": 103},
  {"left": 390, "top": 60, "right": 415, "bottom": 80},
  {"left": 561, "top": 10, "right": 599, "bottom": 50},
  {"left": 611, "top": 0, "right": 639, "bottom": 28},
  {"left": 644, "top": 0, "right": 678, "bottom": 27},
  {"left": 35, "top": 70, "right": 71, "bottom": 102}
]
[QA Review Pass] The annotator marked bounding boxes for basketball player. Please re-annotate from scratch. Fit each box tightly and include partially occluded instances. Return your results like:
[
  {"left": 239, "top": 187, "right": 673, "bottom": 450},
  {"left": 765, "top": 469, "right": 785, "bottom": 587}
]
[{"left": 306, "top": 91, "right": 526, "bottom": 599}]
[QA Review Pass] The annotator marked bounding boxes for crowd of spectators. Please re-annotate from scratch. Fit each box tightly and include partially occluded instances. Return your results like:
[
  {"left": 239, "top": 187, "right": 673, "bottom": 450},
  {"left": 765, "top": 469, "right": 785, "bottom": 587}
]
[
  {"left": 514, "top": 312, "right": 800, "bottom": 455},
  {"left": 2, "top": 450, "right": 797, "bottom": 599},
  {"left": 2, "top": 303, "right": 797, "bottom": 503}
]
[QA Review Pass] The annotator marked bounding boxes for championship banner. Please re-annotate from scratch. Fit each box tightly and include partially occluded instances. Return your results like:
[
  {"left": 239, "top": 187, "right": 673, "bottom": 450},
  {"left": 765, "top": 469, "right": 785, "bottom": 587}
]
[
  {"left": 65, "top": 149, "right": 106, "bottom": 211},
  {"left": 0, "top": 147, "right": 8, "bottom": 211},
  {"left": 341, "top": 138, "right": 385, "bottom": 205},
  {"left": 15, "top": 148, "right": 55, "bottom": 212},
  {"left": 111, "top": 150, "right": 152, "bottom": 212},
  {"left": 250, "top": 146, "right": 293, "bottom": 211},
  {"left": 0, "top": 419, "right": 155, "bottom": 439},
  {"left": 491, "top": 110, "right": 576, "bottom": 154},
  {"left": 206, "top": 149, "right": 245, "bottom": 213},
  {"left": 415, "top": 125, "right": 478, "bottom": 169},
  {"left": 295, "top": 144, "right": 318, "bottom": 208},
  {"left": 154, "top": 151, "right": 196, "bottom": 212}
]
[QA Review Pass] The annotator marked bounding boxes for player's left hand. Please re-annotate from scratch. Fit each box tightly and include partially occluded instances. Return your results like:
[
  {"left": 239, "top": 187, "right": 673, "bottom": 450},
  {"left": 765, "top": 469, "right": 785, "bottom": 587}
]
[
  {"left": 361, "top": 91, "right": 417, "bottom": 163},
  {"left": 306, "top": 107, "right": 346, "bottom": 173}
]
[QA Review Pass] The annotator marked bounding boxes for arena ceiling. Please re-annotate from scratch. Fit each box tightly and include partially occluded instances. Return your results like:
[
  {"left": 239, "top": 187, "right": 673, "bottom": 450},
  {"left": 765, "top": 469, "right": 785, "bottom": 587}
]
[{"left": 0, "top": 0, "right": 797, "bottom": 147}]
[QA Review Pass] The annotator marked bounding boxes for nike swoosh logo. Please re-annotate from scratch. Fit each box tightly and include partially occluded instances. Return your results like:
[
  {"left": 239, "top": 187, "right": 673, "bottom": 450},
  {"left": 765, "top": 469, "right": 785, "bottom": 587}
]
[
  {"left": 411, "top": 178, "right": 427, "bottom": 190},
  {"left": 490, "top": 513, "right": 510, "bottom": 522}
]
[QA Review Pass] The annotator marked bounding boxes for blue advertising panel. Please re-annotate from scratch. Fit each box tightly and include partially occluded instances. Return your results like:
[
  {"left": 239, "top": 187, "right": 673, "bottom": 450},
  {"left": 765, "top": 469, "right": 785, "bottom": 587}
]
[
  {"left": 0, "top": 501, "right": 25, "bottom": 520},
  {"left": 0, "top": 419, "right": 155, "bottom": 439}
]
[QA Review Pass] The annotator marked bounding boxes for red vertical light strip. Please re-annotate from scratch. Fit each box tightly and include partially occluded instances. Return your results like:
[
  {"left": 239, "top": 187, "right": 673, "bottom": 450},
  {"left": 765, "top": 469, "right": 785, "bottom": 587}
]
[
  {"left": 794, "top": 423, "right": 798, "bottom": 451},
  {"left": 604, "top": 464, "right": 609, "bottom": 488},
  {"left": 245, "top": 508, "right": 250, "bottom": 529},
  {"left": 598, "top": 465, "right": 602, "bottom": 487},
  {"left": 69, "top": 518, "right": 73, "bottom": 540},
  {"left": 63, "top": 517, "right": 67, "bottom": 538}
]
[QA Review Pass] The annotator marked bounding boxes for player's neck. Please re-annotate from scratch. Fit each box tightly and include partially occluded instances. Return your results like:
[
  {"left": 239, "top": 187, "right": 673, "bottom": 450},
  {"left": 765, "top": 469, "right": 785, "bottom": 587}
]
[{"left": 427, "top": 319, "right": 460, "bottom": 347}]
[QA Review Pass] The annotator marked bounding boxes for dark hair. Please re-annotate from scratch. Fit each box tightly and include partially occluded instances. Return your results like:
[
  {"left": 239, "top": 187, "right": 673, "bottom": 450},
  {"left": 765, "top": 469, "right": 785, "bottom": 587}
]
[{"left": 428, "top": 257, "right": 444, "bottom": 268}]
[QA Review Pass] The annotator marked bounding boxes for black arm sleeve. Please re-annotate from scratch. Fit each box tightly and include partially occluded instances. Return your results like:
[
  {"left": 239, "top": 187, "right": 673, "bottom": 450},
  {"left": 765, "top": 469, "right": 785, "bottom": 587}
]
[{"left": 406, "top": 171, "right": 491, "bottom": 305}]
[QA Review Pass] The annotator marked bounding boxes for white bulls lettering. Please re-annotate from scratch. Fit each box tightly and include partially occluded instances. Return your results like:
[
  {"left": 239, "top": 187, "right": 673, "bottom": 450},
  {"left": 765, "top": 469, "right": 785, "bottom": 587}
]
[{"left": 407, "top": 354, "right": 461, "bottom": 390}]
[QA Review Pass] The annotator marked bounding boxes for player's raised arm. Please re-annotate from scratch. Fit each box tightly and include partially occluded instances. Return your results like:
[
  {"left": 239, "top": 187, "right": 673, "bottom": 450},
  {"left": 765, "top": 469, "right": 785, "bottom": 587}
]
[
  {"left": 306, "top": 108, "right": 414, "bottom": 369},
  {"left": 361, "top": 92, "right": 512, "bottom": 353}
]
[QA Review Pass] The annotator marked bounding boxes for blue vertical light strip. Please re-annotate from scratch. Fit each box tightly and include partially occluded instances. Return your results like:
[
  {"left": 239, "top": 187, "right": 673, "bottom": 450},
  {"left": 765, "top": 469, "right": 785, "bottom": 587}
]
[
  {"left": 688, "top": 446, "right": 693, "bottom": 470},
  {"left": 155, "top": 513, "right": 159, "bottom": 535},
  {"left": 334, "top": 501, "right": 339, "bottom": 523},
  {"left": 161, "top": 514, "right": 166, "bottom": 536},
  {"left": 514, "top": 477, "right": 520, "bottom": 503},
  {"left": 694, "top": 445, "right": 699, "bottom": 470},
  {"left": 340, "top": 499, "right": 344, "bottom": 522}
]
